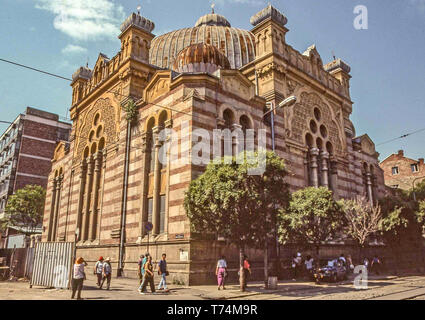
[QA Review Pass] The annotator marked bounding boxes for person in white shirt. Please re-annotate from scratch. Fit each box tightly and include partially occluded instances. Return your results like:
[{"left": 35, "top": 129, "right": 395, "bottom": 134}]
[
  {"left": 94, "top": 256, "right": 104, "bottom": 287},
  {"left": 71, "top": 257, "right": 87, "bottom": 300},
  {"left": 216, "top": 255, "right": 228, "bottom": 290},
  {"left": 305, "top": 255, "right": 314, "bottom": 279}
]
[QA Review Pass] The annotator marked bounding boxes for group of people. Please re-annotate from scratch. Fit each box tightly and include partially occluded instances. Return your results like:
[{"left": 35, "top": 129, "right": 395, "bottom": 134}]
[
  {"left": 215, "top": 255, "right": 251, "bottom": 291},
  {"left": 363, "top": 255, "right": 383, "bottom": 275},
  {"left": 137, "top": 252, "right": 169, "bottom": 294},
  {"left": 290, "top": 252, "right": 355, "bottom": 281},
  {"left": 71, "top": 256, "right": 113, "bottom": 300},
  {"left": 70, "top": 252, "right": 169, "bottom": 299},
  {"left": 94, "top": 256, "right": 113, "bottom": 290}
]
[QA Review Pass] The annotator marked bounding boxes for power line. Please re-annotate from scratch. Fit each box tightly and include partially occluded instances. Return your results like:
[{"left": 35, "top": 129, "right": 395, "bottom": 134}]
[
  {"left": 0, "top": 57, "right": 196, "bottom": 120},
  {"left": 0, "top": 58, "right": 72, "bottom": 81},
  {"left": 376, "top": 127, "right": 425, "bottom": 146}
]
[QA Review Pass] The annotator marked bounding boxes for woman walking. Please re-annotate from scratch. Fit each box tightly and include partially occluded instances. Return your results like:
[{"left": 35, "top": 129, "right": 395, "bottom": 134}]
[
  {"left": 140, "top": 255, "right": 155, "bottom": 294},
  {"left": 216, "top": 255, "right": 227, "bottom": 290},
  {"left": 94, "top": 256, "right": 104, "bottom": 287},
  {"left": 71, "top": 257, "right": 87, "bottom": 300}
]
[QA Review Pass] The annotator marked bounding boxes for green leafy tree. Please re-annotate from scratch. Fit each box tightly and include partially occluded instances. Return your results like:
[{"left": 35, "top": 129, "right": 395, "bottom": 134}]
[
  {"left": 3, "top": 185, "right": 46, "bottom": 233},
  {"left": 379, "top": 194, "right": 423, "bottom": 272},
  {"left": 123, "top": 98, "right": 138, "bottom": 123},
  {"left": 341, "top": 197, "right": 382, "bottom": 262},
  {"left": 280, "top": 187, "right": 344, "bottom": 257},
  {"left": 184, "top": 151, "right": 290, "bottom": 291},
  {"left": 416, "top": 201, "right": 425, "bottom": 234}
]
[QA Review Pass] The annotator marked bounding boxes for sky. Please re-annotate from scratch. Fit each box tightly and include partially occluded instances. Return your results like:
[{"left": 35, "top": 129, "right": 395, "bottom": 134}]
[{"left": 0, "top": 0, "right": 424, "bottom": 161}]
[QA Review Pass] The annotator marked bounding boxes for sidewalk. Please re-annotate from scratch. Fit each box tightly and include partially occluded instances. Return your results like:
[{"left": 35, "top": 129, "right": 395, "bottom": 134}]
[
  {"left": 0, "top": 273, "right": 403, "bottom": 300},
  {"left": 191, "top": 274, "right": 400, "bottom": 300}
]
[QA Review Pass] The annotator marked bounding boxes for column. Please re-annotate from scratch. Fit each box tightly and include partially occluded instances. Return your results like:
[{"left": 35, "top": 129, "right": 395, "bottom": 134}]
[
  {"left": 139, "top": 131, "right": 149, "bottom": 239},
  {"left": 76, "top": 161, "right": 87, "bottom": 241},
  {"left": 232, "top": 124, "right": 243, "bottom": 158},
  {"left": 330, "top": 158, "right": 339, "bottom": 198},
  {"left": 152, "top": 126, "right": 162, "bottom": 236},
  {"left": 81, "top": 156, "right": 94, "bottom": 241},
  {"left": 47, "top": 178, "right": 57, "bottom": 242},
  {"left": 310, "top": 148, "right": 320, "bottom": 188},
  {"left": 89, "top": 152, "right": 102, "bottom": 241},
  {"left": 366, "top": 170, "right": 374, "bottom": 206},
  {"left": 51, "top": 176, "right": 62, "bottom": 241},
  {"left": 320, "top": 151, "right": 329, "bottom": 188}
]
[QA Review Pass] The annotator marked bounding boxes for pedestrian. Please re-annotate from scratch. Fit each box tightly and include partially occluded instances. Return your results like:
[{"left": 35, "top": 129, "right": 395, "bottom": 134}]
[
  {"left": 305, "top": 255, "right": 314, "bottom": 280},
  {"left": 140, "top": 255, "right": 155, "bottom": 294},
  {"left": 94, "top": 256, "right": 104, "bottom": 287},
  {"left": 371, "top": 255, "right": 382, "bottom": 275},
  {"left": 347, "top": 255, "right": 354, "bottom": 273},
  {"left": 363, "top": 257, "right": 370, "bottom": 272},
  {"left": 294, "top": 253, "right": 302, "bottom": 280},
  {"left": 100, "top": 257, "right": 112, "bottom": 290},
  {"left": 339, "top": 253, "right": 346, "bottom": 266},
  {"left": 216, "top": 255, "right": 227, "bottom": 290},
  {"left": 137, "top": 254, "right": 145, "bottom": 285},
  {"left": 158, "top": 253, "right": 169, "bottom": 291},
  {"left": 291, "top": 254, "right": 297, "bottom": 280},
  {"left": 242, "top": 255, "right": 251, "bottom": 291},
  {"left": 138, "top": 252, "right": 149, "bottom": 293},
  {"left": 71, "top": 257, "right": 87, "bottom": 300}
]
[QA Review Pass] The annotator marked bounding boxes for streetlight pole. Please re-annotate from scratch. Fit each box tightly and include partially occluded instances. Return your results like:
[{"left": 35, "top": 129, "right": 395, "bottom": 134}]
[{"left": 263, "top": 96, "right": 297, "bottom": 288}]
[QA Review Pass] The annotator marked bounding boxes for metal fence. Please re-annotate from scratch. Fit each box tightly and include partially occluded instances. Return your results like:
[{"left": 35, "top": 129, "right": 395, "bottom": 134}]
[{"left": 30, "top": 242, "right": 74, "bottom": 289}]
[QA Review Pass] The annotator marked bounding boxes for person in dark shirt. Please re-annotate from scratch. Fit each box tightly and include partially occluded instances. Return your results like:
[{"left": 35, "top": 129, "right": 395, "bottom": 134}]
[{"left": 158, "top": 253, "right": 168, "bottom": 291}]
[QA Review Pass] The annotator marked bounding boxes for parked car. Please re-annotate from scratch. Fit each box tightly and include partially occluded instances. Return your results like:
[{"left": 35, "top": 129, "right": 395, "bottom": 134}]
[{"left": 313, "top": 259, "right": 348, "bottom": 283}]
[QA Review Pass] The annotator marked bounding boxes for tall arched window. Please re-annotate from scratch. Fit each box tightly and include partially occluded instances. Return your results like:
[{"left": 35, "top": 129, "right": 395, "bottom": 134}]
[{"left": 77, "top": 113, "right": 106, "bottom": 242}]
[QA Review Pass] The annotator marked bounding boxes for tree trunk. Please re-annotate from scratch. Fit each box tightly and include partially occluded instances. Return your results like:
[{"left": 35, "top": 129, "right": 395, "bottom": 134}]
[{"left": 239, "top": 245, "right": 245, "bottom": 292}]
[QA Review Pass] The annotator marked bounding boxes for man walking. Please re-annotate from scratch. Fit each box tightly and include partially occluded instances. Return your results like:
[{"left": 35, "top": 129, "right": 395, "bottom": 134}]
[
  {"left": 137, "top": 254, "right": 145, "bottom": 285},
  {"left": 100, "top": 257, "right": 112, "bottom": 290},
  {"left": 140, "top": 255, "right": 155, "bottom": 294},
  {"left": 94, "top": 256, "right": 104, "bottom": 287},
  {"left": 158, "top": 253, "right": 168, "bottom": 292},
  {"left": 138, "top": 252, "right": 149, "bottom": 293}
]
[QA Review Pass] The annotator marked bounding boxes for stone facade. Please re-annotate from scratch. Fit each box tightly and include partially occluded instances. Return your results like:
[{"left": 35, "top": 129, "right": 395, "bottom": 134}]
[
  {"left": 380, "top": 150, "right": 425, "bottom": 190},
  {"left": 41, "top": 5, "right": 385, "bottom": 285}
]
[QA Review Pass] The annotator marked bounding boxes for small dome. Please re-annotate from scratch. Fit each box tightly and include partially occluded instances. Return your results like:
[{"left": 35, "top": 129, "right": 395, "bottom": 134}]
[
  {"left": 172, "top": 43, "right": 231, "bottom": 74},
  {"left": 195, "top": 13, "right": 231, "bottom": 27},
  {"left": 250, "top": 4, "right": 287, "bottom": 28},
  {"left": 120, "top": 12, "right": 155, "bottom": 34},
  {"left": 72, "top": 66, "right": 92, "bottom": 83}
]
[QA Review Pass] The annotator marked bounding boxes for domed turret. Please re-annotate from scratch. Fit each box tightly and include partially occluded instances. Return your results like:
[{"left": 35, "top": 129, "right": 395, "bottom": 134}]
[
  {"left": 149, "top": 11, "right": 255, "bottom": 70},
  {"left": 195, "top": 13, "right": 231, "bottom": 28},
  {"left": 172, "top": 43, "right": 231, "bottom": 74},
  {"left": 120, "top": 12, "right": 155, "bottom": 34}
]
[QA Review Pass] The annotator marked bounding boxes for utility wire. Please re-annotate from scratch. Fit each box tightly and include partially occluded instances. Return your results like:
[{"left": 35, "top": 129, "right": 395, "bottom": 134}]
[
  {"left": 376, "top": 127, "right": 425, "bottom": 146},
  {"left": 0, "top": 57, "right": 196, "bottom": 120},
  {"left": 0, "top": 58, "right": 73, "bottom": 81},
  {"left": 3, "top": 57, "right": 424, "bottom": 148}
]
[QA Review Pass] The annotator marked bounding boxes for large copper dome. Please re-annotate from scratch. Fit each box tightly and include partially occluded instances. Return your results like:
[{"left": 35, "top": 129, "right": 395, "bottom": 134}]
[
  {"left": 149, "top": 12, "right": 256, "bottom": 70},
  {"left": 172, "top": 43, "right": 231, "bottom": 73}
]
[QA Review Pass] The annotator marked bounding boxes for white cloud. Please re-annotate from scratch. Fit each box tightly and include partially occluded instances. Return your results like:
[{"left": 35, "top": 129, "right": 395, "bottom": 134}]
[
  {"left": 62, "top": 44, "right": 87, "bottom": 55},
  {"left": 34, "top": 0, "right": 126, "bottom": 41}
]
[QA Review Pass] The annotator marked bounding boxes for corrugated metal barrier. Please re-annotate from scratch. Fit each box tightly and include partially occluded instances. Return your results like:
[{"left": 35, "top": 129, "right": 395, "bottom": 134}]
[{"left": 30, "top": 242, "right": 74, "bottom": 289}]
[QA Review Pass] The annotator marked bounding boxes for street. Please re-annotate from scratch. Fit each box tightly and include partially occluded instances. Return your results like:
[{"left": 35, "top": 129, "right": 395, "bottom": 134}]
[{"left": 1, "top": 273, "right": 425, "bottom": 300}]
